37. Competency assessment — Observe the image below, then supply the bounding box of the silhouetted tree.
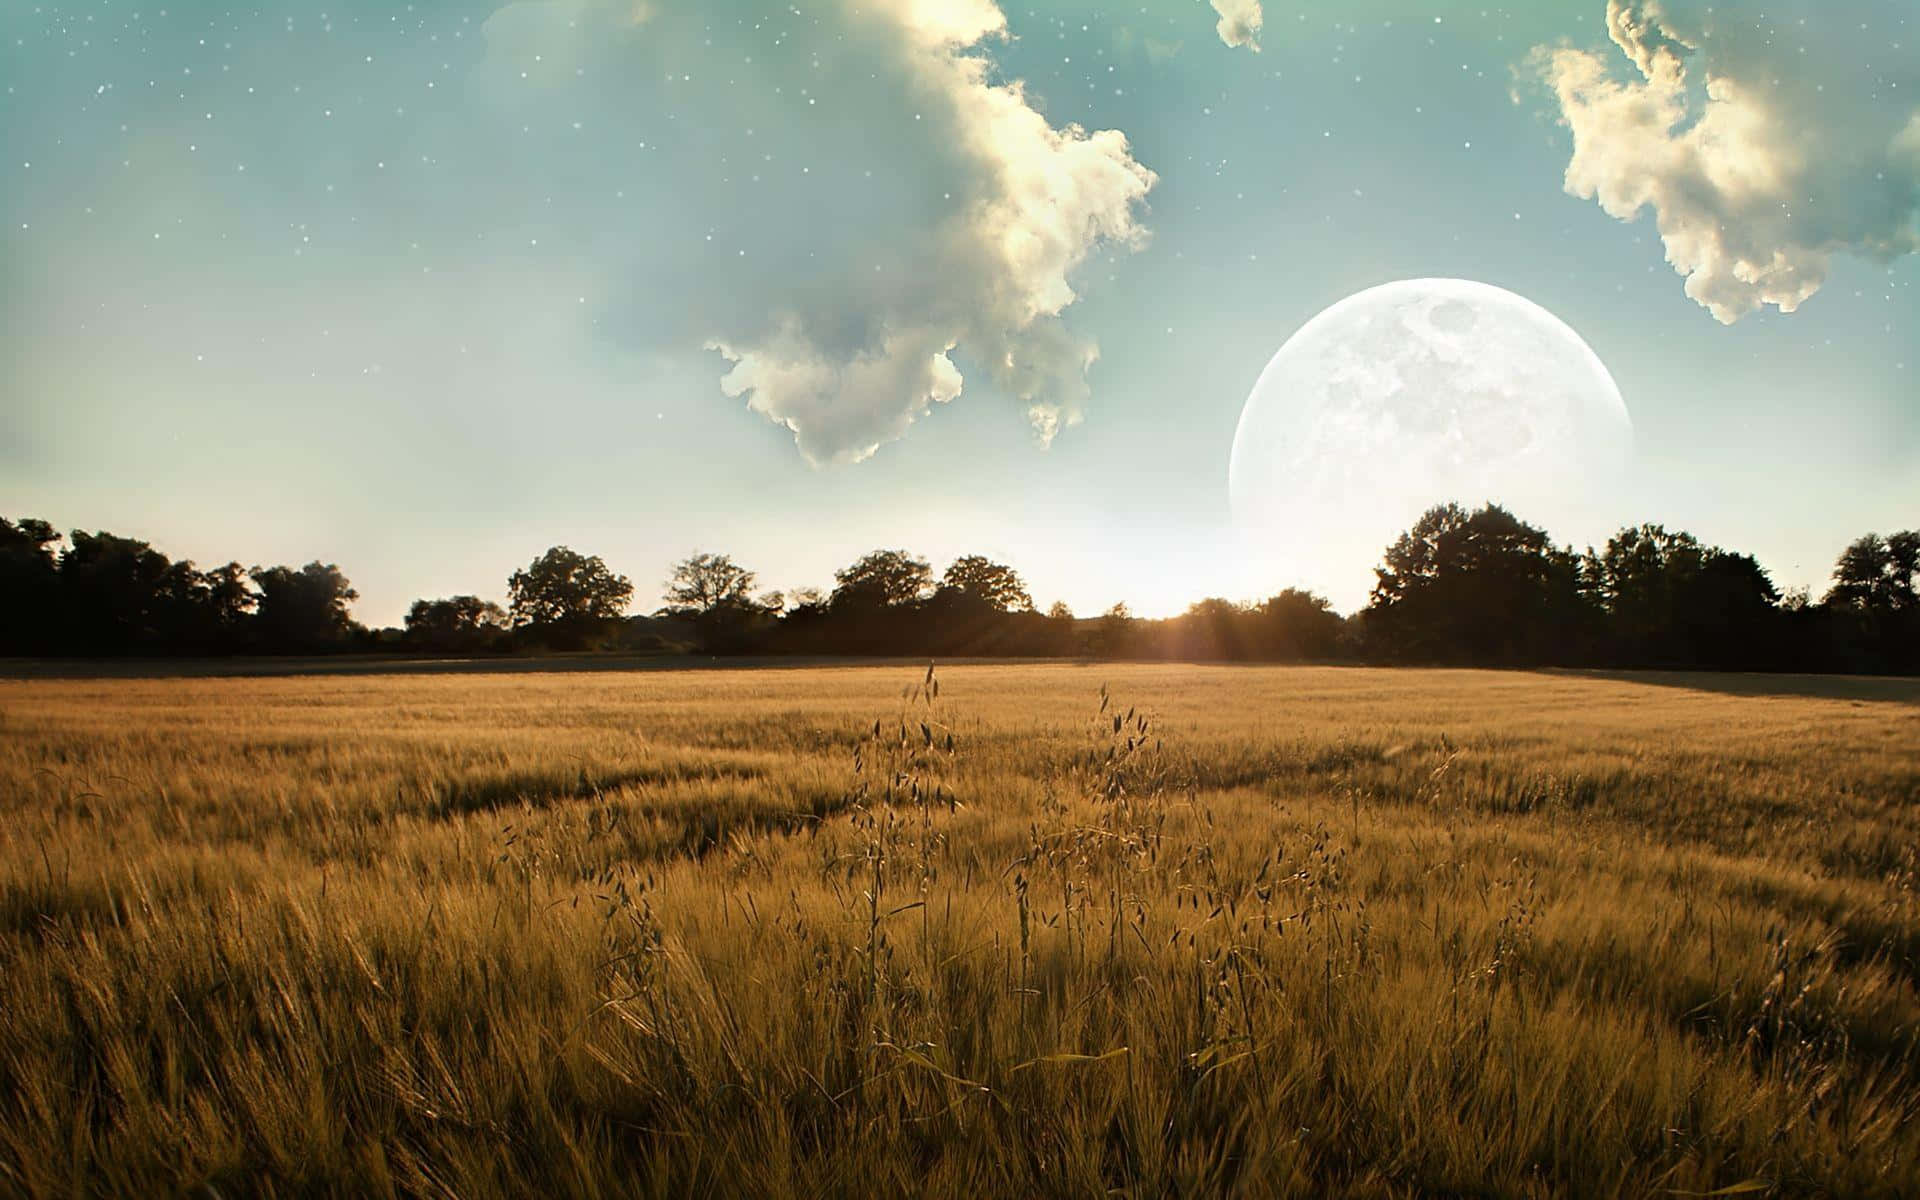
[766,586,833,654]
[1827,533,1919,612]
[201,563,258,633]
[1173,598,1247,660]
[1367,503,1590,665]
[508,547,633,650]
[6,507,1914,672]
[150,558,255,652]
[2,520,258,655]
[1094,602,1135,658]
[405,595,507,653]
[1585,525,1781,667]
[1822,530,1920,673]
[0,518,63,654]
[251,562,360,652]
[0,518,60,564]
[664,552,784,654]
[1589,524,1699,661]
[1254,589,1344,660]
[831,549,933,610]
[1683,550,1784,668]
[58,532,186,654]
[941,556,1033,613]
[816,550,927,653]
[921,586,1004,654]
[665,553,758,613]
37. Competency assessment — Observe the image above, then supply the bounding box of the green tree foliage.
[508,547,633,631]
[940,555,1034,613]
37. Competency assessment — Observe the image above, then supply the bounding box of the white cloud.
[709,322,965,465]
[481,0,1156,466]
[1534,0,1920,323]
[1210,0,1262,52]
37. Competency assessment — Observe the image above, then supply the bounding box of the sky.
[3,0,1916,624]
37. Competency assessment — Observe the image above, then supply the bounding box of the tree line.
[2,506,1914,673]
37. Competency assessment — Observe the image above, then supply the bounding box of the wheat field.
[1,664,1916,1197]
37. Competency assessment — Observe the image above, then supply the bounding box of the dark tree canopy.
[2,517,277,655]
[664,552,759,614]
[251,562,360,651]
[33,527,265,655]
[1177,598,1247,660]
[662,553,786,654]
[831,549,933,610]
[940,555,1034,613]
[1592,525,1706,625]
[1094,603,1134,657]
[57,532,174,653]
[1819,531,1920,673]
[201,562,258,630]
[508,547,633,632]
[1,509,1913,673]
[405,595,507,652]
[0,520,63,654]
[1,518,61,577]
[1827,532,1919,612]
[1368,503,1588,665]
[1256,588,1345,661]
[1587,524,1782,668]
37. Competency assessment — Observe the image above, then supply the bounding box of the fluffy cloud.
[1534,0,1920,323]
[481,0,1155,465]
[1210,0,1263,51]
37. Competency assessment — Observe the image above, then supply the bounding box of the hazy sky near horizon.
[3,0,1916,624]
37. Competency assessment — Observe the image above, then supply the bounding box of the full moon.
[1229,278,1632,602]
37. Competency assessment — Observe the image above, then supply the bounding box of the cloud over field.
[1533,0,1920,323]
[482,0,1156,465]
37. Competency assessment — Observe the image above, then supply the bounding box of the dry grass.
[1,664,1917,1197]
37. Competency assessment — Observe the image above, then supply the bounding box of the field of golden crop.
[2,663,1917,1197]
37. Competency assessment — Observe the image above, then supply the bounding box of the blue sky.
[3,0,1915,621]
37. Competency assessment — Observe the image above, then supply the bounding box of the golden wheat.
[1,664,1916,1197]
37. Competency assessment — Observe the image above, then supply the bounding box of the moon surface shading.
[1229,278,1633,591]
